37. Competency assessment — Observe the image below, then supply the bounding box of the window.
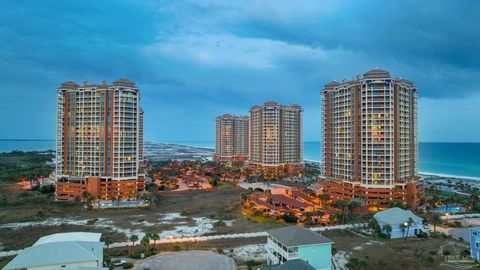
[312,246,316,251]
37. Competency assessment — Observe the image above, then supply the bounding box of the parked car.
[113,259,127,267]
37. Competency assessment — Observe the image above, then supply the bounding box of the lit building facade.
[320,69,421,211]
[214,114,249,160]
[249,101,303,178]
[55,79,145,202]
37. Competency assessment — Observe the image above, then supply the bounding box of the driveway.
[448,228,470,243]
[135,250,235,270]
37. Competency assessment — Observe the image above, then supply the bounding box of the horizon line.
[1,139,480,144]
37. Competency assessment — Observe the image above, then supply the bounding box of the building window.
[312,246,316,251]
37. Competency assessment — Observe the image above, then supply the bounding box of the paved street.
[135,250,235,270]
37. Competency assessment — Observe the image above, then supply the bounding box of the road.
[0,224,363,258]
[135,250,235,270]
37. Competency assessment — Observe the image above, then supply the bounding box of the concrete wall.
[29,260,99,270]
[298,243,332,270]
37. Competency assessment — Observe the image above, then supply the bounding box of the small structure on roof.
[3,232,106,270]
[374,207,429,239]
[266,226,333,270]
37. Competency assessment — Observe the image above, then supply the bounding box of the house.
[266,226,333,270]
[373,207,429,239]
[469,227,480,260]
[3,232,106,270]
[260,259,315,270]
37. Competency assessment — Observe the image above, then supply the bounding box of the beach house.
[469,227,480,260]
[266,226,333,270]
[374,207,429,239]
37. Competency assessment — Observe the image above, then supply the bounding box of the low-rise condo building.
[266,226,333,270]
[214,114,249,160]
[3,232,106,270]
[249,101,303,178]
[320,69,421,211]
[55,79,145,202]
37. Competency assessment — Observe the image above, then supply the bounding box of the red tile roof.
[268,194,311,209]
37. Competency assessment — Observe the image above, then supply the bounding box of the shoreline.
[1,141,479,180]
[420,172,480,181]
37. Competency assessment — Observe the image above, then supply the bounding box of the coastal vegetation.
[0,150,54,182]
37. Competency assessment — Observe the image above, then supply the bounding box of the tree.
[151,233,160,245]
[470,188,479,212]
[369,218,381,238]
[406,217,414,237]
[428,212,441,232]
[383,224,393,238]
[141,234,151,251]
[129,234,139,254]
[400,223,407,238]
[282,213,298,224]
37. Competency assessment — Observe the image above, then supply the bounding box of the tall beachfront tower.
[214,114,249,160]
[249,101,303,178]
[55,79,145,202]
[320,69,420,211]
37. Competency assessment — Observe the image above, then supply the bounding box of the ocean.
[1,140,479,179]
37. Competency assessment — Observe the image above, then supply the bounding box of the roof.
[34,232,101,246]
[363,68,390,78]
[55,267,108,270]
[373,207,423,225]
[268,194,311,208]
[3,241,104,270]
[260,259,316,270]
[268,226,333,247]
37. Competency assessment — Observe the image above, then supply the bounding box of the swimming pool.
[434,205,465,214]
[99,200,144,208]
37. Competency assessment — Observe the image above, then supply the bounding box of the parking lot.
[135,250,235,270]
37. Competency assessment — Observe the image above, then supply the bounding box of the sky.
[0,0,479,142]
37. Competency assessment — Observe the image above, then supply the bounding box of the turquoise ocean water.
[1,140,479,179]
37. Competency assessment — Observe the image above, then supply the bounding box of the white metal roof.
[3,241,104,270]
[34,232,102,246]
[374,207,423,225]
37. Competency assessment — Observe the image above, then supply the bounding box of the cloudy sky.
[1,0,479,142]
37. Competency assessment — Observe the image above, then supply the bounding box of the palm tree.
[104,239,112,250]
[129,234,139,254]
[400,223,407,238]
[429,213,441,232]
[141,234,151,252]
[151,233,160,247]
[406,217,414,237]
[383,224,393,238]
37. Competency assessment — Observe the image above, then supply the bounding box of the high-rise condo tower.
[214,114,249,160]
[249,101,303,178]
[55,79,145,202]
[320,69,420,211]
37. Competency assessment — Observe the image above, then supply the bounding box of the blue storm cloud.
[0,0,479,142]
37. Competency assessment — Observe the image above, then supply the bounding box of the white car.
[113,259,127,267]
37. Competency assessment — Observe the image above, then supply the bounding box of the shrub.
[87,218,98,225]
[214,220,226,227]
[282,213,298,224]
[426,256,434,263]
[123,263,134,269]
[40,185,55,194]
